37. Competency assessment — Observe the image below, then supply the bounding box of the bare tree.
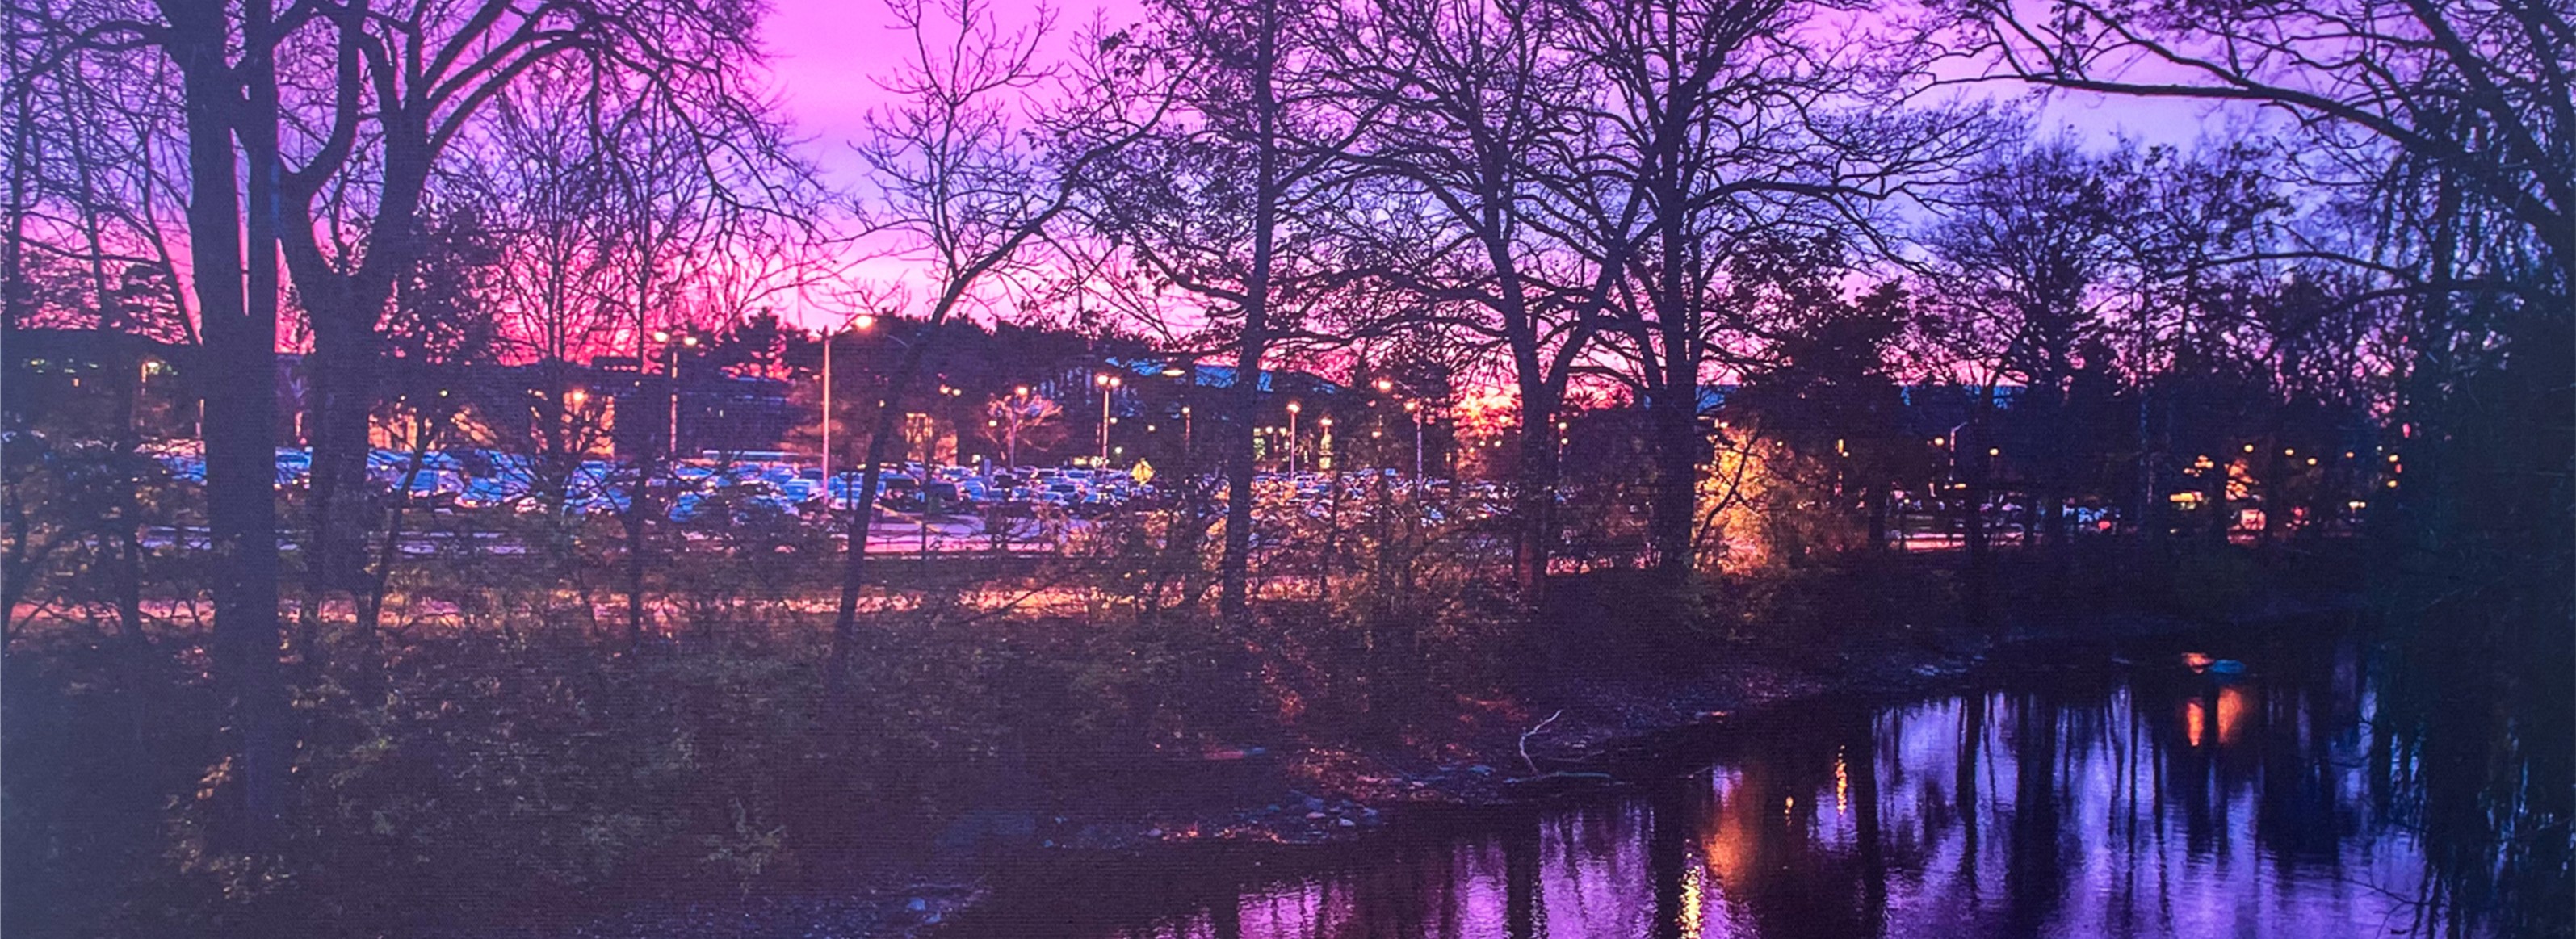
[1945,0,2574,614]
[1319,0,1633,600]
[1080,0,1368,624]
[33,0,307,848]
[823,0,1157,736]
[1924,137,2130,555]
[1565,0,1991,590]
[240,0,772,606]
[986,387,1063,466]
[1946,0,2570,301]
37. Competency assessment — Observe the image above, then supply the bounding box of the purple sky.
[762,0,1145,194]
[761,0,905,186]
[753,0,2242,336]
[760,0,2227,186]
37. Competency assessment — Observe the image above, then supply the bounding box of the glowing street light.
[1095,373,1123,462]
[1286,401,1303,472]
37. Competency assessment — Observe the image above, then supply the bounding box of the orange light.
[854,314,876,329]
[2217,686,2248,746]
[2185,700,2205,748]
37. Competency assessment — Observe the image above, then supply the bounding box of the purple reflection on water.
[956,646,2462,939]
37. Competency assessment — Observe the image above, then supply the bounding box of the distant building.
[5,328,216,439]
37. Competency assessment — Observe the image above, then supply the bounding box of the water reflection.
[953,643,2536,938]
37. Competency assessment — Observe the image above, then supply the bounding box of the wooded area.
[3,0,2566,934]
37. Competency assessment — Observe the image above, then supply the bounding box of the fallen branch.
[1520,709,1565,775]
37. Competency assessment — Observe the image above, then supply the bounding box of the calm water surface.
[951,641,2474,938]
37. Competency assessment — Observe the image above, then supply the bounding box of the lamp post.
[1009,385,1031,467]
[1286,400,1303,474]
[929,383,962,468]
[1093,373,1122,463]
[1161,361,1194,468]
[652,329,700,459]
[1405,401,1424,482]
[820,312,877,482]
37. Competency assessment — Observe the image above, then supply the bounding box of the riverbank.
[552,545,2370,939]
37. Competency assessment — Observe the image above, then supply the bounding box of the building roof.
[1107,358,1345,396]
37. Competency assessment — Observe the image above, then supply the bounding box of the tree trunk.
[1511,397,1559,601]
[623,471,652,646]
[290,119,431,596]
[1961,416,1995,636]
[1216,0,1282,627]
[1865,479,1889,551]
[826,322,946,732]
[174,0,289,846]
[1647,388,1700,590]
[305,309,375,590]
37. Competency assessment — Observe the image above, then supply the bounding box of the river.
[941,633,2540,938]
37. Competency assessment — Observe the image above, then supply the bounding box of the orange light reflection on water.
[2217,685,2248,746]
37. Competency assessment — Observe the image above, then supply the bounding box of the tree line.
[4,0,2566,887]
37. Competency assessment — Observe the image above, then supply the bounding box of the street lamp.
[1403,400,1424,483]
[1286,400,1303,473]
[1095,373,1122,463]
[1319,416,1334,471]
[820,312,878,481]
[650,329,699,459]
